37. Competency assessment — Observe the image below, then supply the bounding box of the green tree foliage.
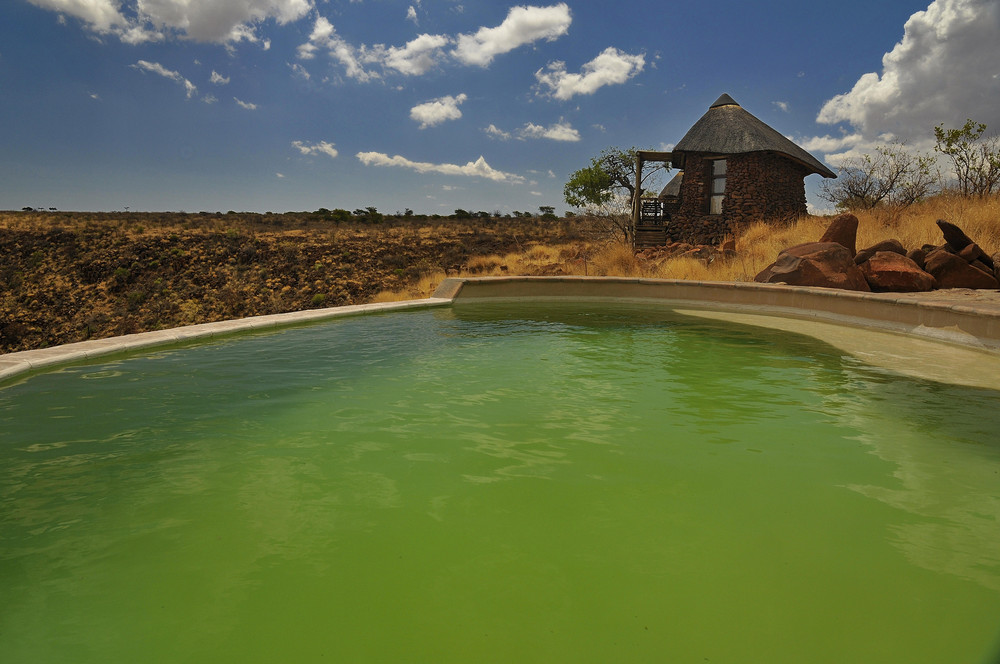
[933,119,1000,197]
[819,141,936,211]
[563,162,615,208]
[538,205,557,219]
[564,146,669,243]
[351,207,384,223]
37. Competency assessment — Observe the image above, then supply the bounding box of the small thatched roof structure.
[671,94,835,178]
[659,172,683,198]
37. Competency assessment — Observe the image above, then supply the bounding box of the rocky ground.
[0,211,590,353]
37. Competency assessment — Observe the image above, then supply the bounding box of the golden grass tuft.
[590,242,642,276]
[369,194,1000,301]
[369,270,449,303]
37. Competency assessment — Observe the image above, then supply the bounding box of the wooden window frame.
[708,157,726,215]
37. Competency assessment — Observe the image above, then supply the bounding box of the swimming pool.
[1,301,999,662]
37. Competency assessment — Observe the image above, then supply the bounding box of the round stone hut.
[635,94,835,247]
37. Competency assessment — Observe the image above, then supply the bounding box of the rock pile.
[754,214,1000,292]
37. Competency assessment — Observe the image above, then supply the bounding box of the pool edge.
[0,298,452,385]
[4,277,1000,386]
[434,277,1000,352]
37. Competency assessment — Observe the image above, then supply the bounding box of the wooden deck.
[632,151,674,249]
[634,199,669,248]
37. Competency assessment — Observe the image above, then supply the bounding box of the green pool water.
[1,302,999,663]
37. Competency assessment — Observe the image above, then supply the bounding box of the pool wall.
[436,277,1000,351]
[0,298,451,385]
[3,276,1000,386]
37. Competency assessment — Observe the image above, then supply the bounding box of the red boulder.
[859,251,935,292]
[818,213,860,256]
[924,249,1000,289]
[755,242,871,291]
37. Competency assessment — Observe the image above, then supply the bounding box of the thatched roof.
[659,172,682,198]
[672,94,835,178]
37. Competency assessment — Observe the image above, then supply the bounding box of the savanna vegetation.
[373,192,1000,299]
[0,209,591,353]
[3,121,999,354]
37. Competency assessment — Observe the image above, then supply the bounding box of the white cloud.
[452,3,571,66]
[815,0,1000,143]
[28,0,313,44]
[535,47,645,100]
[356,152,525,183]
[487,120,580,141]
[380,33,450,75]
[28,0,127,33]
[292,140,338,159]
[131,60,197,98]
[773,101,789,112]
[410,93,467,128]
[484,124,512,140]
[203,94,217,103]
[297,16,378,81]
[406,5,418,24]
[296,4,570,83]
[518,120,580,142]
[276,172,285,178]
[289,62,310,79]
[210,70,230,85]
[799,133,866,154]
[234,97,258,110]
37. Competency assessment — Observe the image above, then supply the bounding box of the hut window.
[709,159,726,215]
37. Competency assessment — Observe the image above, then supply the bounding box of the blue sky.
[1,0,998,215]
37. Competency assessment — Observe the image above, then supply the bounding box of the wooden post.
[632,152,644,248]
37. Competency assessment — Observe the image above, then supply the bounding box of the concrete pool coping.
[3,276,1000,387]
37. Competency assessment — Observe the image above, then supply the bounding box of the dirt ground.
[0,211,592,353]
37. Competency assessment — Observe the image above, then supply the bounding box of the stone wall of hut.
[666,152,810,245]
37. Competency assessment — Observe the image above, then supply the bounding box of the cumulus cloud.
[296,4,571,82]
[410,93,467,128]
[484,124,512,140]
[773,101,789,112]
[451,3,571,66]
[406,5,418,24]
[535,47,645,100]
[518,120,580,141]
[488,120,581,141]
[234,97,258,110]
[210,70,230,85]
[28,0,312,44]
[131,60,197,98]
[379,33,451,75]
[809,0,1000,158]
[299,17,449,79]
[356,152,525,183]
[292,140,339,159]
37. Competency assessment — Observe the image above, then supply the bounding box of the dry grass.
[373,193,1000,301]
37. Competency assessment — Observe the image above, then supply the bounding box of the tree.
[538,205,557,219]
[819,142,936,211]
[564,146,668,243]
[934,119,1000,197]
